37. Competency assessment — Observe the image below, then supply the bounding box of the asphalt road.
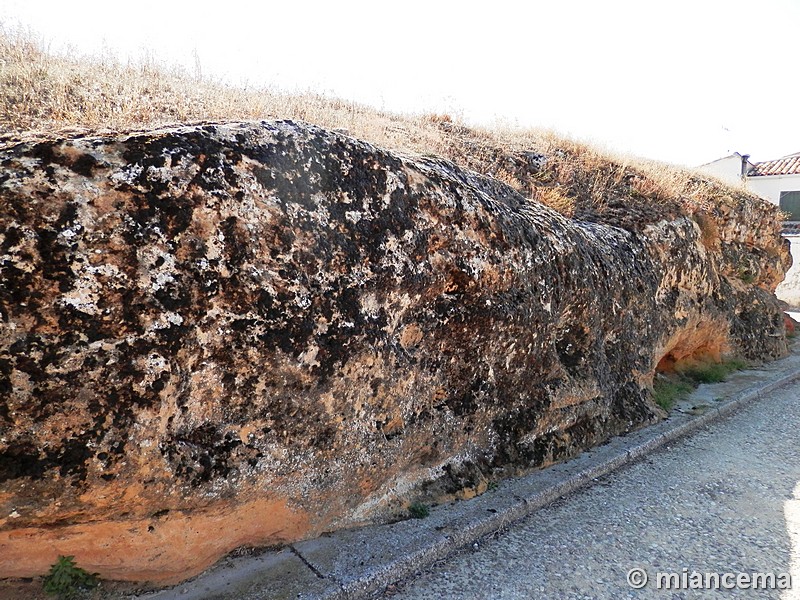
[387,381,800,599]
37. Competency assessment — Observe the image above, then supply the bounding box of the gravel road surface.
[387,382,800,599]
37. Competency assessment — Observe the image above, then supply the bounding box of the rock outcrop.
[777,235,800,308]
[0,121,790,582]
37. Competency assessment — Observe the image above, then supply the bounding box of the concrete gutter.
[139,344,800,600]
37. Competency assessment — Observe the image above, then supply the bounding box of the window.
[779,191,800,221]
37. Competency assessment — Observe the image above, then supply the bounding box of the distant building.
[747,154,800,222]
[696,152,752,186]
[698,152,800,221]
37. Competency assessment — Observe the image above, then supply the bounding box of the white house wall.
[746,173,800,205]
[698,155,744,186]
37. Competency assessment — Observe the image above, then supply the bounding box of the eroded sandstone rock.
[0,121,790,582]
[777,235,800,308]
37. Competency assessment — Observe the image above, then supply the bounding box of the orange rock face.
[0,497,308,583]
[0,122,790,582]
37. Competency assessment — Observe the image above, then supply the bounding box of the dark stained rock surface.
[0,121,791,582]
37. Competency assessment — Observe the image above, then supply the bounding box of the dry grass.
[0,27,448,154]
[0,27,763,221]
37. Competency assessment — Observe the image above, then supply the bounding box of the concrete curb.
[140,350,800,600]
[323,364,800,600]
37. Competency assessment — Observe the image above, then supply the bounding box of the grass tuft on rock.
[42,555,98,600]
[678,359,748,384]
[408,502,430,519]
[654,358,749,411]
[653,378,695,411]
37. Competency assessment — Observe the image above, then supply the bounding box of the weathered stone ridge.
[0,121,790,582]
[777,235,800,308]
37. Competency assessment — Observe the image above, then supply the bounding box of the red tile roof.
[750,152,800,176]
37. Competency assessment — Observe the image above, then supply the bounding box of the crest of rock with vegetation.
[0,119,790,583]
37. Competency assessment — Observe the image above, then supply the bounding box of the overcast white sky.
[2,0,799,166]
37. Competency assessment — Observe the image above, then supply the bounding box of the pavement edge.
[318,363,800,600]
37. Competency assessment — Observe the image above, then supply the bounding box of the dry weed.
[0,27,767,220]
